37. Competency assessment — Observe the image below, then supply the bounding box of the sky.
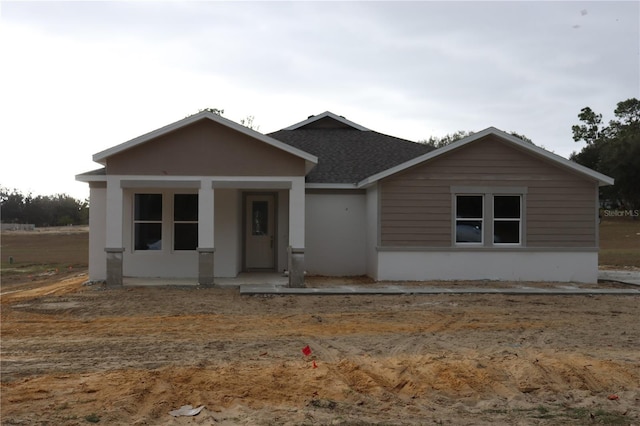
[0,1,638,201]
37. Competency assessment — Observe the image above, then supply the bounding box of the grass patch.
[599,218,640,267]
[0,230,88,277]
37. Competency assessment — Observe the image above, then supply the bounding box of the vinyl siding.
[380,135,598,248]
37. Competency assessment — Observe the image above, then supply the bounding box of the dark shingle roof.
[268,128,433,184]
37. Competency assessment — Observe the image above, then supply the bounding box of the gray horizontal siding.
[380,135,597,248]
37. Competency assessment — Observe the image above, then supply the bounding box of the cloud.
[0,1,637,199]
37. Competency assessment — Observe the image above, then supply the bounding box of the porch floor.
[123,272,287,287]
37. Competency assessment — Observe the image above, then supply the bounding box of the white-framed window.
[493,195,521,244]
[452,187,525,247]
[455,195,484,244]
[173,194,198,250]
[133,192,199,252]
[134,193,163,250]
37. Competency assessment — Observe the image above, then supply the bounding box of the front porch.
[97,177,308,288]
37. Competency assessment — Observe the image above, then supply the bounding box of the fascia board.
[75,173,107,183]
[93,111,318,166]
[357,127,614,187]
[305,183,359,189]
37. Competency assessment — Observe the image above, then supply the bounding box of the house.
[76,111,613,286]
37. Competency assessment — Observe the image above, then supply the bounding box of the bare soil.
[1,274,639,425]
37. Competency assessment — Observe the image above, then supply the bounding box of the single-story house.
[76,111,613,286]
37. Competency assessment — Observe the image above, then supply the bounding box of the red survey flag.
[302,345,312,356]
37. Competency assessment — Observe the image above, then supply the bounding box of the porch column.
[198,184,215,286]
[105,178,124,286]
[288,177,306,287]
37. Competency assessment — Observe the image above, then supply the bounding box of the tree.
[420,130,474,148]
[420,130,533,148]
[240,115,259,131]
[571,98,640,210]
[0,187,89,226]
[199,107,224,115]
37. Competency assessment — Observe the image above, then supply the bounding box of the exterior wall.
[377,250,598,283]
[107,120,305,177]
[380,136,599,249]
[88,185,107,281]
[366,185,379,279]
[305,191,367,276]
[121,188,198,278]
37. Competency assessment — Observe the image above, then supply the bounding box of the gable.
[387,135,596,185]
[360,127,614,187]
[283,111,370,131]
[294,115,360,130]
[106,119,306,176]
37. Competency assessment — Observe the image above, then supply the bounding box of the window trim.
[133,193,163,251]
[172,193,199,251]
[131,190,199,254]
[454,194,484,245]
[493,195,522,246]
[451,186,527,247]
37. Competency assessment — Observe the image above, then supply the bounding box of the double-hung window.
[453,189,524,246]
[455,195,484,244]
[493,195,521,244]
[134,194,163,250]
[173,194,198,250]
[133,192,199,251]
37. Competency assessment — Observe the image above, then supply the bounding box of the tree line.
[0,188,89,227]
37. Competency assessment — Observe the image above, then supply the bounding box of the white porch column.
[288,177,306,287]
[197,182,215,286]
[105,177,124,286]
[288,177,305,247]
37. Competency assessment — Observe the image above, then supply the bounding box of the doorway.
[244,193,276,270]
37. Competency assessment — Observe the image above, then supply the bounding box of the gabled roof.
[283,111,370,131]
[92,110,318,172]
[269,112,432,184]
[357,127,615,187]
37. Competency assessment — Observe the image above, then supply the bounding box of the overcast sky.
[1,1,638,200]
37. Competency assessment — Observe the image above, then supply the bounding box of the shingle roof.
[268,119,433,184]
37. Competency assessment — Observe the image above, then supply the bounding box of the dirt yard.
[1,223,639,425]
[1,272,639,425]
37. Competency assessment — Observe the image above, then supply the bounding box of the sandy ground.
[1,273,639,425]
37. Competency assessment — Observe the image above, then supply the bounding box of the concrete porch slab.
[123,272,287,287]
[598,270,640,286]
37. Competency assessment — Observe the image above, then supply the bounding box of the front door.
[245,194,276,270]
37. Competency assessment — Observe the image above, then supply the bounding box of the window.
[452,188,525,247]
[173,194,198,250]
[493,195,521,244]
[456,195,483,243]
[252,201,268,236]
[133,192,199,252]
[134,194,162,250]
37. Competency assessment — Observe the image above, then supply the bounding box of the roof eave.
[75,169,107,183]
